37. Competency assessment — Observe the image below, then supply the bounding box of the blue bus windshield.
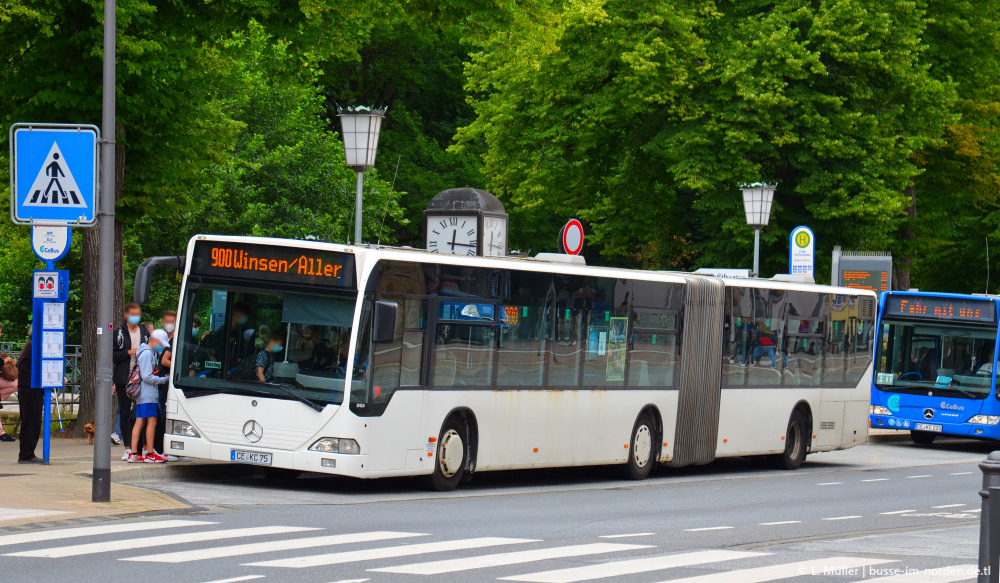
[875,318,997,399]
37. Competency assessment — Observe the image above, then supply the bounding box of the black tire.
[263,467,302,480]
[427,418,467,491]
[911,430,937,445]
[771,408,808,470]
[623,412,657,480]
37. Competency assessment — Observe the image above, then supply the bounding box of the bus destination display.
[192,241,355,289]
[884,295,996,324]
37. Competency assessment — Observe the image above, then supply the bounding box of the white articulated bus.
[139,235,876,490]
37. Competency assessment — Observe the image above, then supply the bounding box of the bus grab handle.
[134,256,186,304]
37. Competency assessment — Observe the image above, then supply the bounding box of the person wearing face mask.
[152,310,177,456]
[256,332,285,382]
[113,303,150,458]
[129,329,170,463]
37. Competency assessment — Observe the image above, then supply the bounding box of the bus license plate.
[914,423,943,433]
[231,450,272,466]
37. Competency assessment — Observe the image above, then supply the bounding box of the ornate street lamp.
[337,106,386,245]
[741,182,776,277]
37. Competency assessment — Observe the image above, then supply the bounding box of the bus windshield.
[174,283,360,407]
[875,319,997,399]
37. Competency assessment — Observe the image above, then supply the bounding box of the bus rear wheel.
[623,412,656,480]
[427,419,467,491]
[771,409,808,470]
[911,430,936,445]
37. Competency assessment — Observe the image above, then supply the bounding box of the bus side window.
[627,280,683,388]
[497,270,551,388]
[548,275,585,388]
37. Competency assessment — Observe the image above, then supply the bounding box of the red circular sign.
[561,219,584,255]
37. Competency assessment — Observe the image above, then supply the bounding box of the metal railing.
[0,342,82,424]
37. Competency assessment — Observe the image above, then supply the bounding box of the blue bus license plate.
[231,450,272,466]
[914,423,942,433]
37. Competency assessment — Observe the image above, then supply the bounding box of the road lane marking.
[907,475,932,479]
[0,519,215,547]
[598,533,656,539]
[498,550,767,583]
[326,580,369,583]
[822,516,862,521]
[6,526,317,558]
[854,563,977,582]
[970,509,982,513]
[121,531,427,563]
[932,504,966,509]
[759,521,802,526]
[244,537,535,569]
[951,472,973,476]
[817,482,843,486]
[863,479,890,482]
[198,577,264,583]
[648,557,896,583]
[880,510,917,515]
[370,543,651,575]
[683,527,734,532]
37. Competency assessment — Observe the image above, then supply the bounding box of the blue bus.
[870,291,1000,444]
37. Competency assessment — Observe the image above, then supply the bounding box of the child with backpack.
[128,329,170,463]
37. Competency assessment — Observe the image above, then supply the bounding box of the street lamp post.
[337,106,386,245]
[741,183,776,278]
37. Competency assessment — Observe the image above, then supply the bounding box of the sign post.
[558,219,585,256]
[31,270,68,463]
[789,226,815,278]
[11,125,95,469]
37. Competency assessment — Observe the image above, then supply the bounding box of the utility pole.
[93,0,116,503]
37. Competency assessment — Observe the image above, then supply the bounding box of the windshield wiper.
[264,382,325,412]
[944,382,981,400]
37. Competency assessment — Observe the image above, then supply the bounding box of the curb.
[108,461,262,484]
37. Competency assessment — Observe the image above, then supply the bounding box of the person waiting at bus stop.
[128,329,170,463]
[17,328,42,464]
[113,303,150,459]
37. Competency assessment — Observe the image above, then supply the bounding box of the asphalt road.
[0,437,993,583]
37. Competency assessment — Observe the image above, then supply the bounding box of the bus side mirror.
[373,301,398,344]
[133,256,186,304]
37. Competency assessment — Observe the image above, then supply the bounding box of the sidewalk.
[0,439,191,528]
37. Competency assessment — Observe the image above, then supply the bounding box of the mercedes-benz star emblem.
[923,408,935,420]
[242,420,263,443]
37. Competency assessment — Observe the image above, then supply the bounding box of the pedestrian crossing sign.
[10,123,99,226]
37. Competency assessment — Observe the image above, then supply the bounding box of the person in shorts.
[129,329,170,463]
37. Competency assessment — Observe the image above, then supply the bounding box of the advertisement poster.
[606,317,628,381]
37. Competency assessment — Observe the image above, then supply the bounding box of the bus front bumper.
[165,436,369,478]
[869,414,998,438]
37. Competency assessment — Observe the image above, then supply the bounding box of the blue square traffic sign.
[10,123,99,226]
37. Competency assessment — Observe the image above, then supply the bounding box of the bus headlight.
[167,420,200,437]
[871,406,892,416]
[309,438,361,455]
[968,415,1000,425]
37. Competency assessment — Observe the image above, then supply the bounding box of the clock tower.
[424,187,509,257]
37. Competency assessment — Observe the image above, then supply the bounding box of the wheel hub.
[634,425,652,468]
[439,429,464,478]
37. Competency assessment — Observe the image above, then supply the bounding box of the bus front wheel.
[427,418,467,491]
[911,430,936,445]
[623,412,656,480]
[771,409,808,470]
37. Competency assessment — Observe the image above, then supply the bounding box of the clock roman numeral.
[467,249,477,256]
[449,217,458,225]
[429,240,437,247]
[439,220,447,228]
[468,229,475,236]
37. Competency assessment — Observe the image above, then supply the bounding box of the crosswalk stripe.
[244,537,535,569]
[370,543,653,575]
[0,520,215,547]
[6,526,317,558]
[854,564,977,582]
[121,531,428,563]
[647,557,896,583]
[499,550,768,583]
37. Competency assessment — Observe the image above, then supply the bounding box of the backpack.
[125,364,142,400]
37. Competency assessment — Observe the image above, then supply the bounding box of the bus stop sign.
[10,123,100,226]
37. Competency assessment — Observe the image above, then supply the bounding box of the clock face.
[427,216,478,256]
[483,216,507,257]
